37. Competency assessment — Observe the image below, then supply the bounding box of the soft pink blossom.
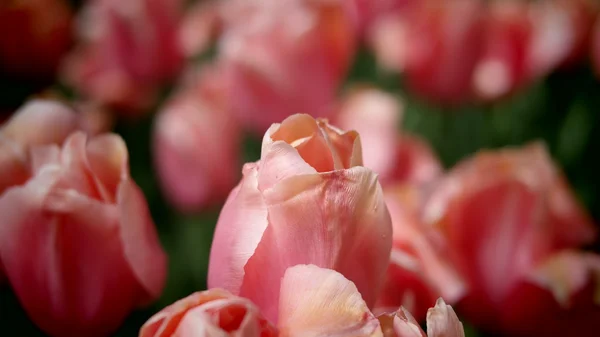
[218,0,356,132]
[0,132,167,337]
[153,64,241,212]
[62,0,183,112]
[208,114,392,323]
[423,143,600,336]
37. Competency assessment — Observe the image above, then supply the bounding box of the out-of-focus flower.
[370,0,484,104]
[334,88,442,185]
[0,99,81,195]
[473,1,532,101]
[143,265,465,337]
[218,0,356,132]
[345,0,416,37]
[178,0,222,58]
[62,0,184,113]
[0,132,167,337]
[422,143,600,336]
[208,114,392,322]
[0,0,72,80]
[153,64,240,212]
[376,184,465,322]
[527,0,598,79]
[590,12,600,79]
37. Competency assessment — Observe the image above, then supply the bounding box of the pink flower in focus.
[153,64,241,212]
[218,0,356,132]
[62,0,184,112]
[0,132,167,337]
[423,143,600,336]
[208,114,392,323]
[143,265,465,337]
[0,0,72,80]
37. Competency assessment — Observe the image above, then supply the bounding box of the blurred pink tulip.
[208,114,392,322]
[62,0,184,113]
[178,0,222,58]
[422,143,600,336]
[0,0,72,80]
[376,184,465,322]
[334,88,442,185]
[345,0,416,37]
[153,65,241,212]
[370,0,484,104]
[218,0,356,132]
[473,1,532,101]
[0,132,167,337]
[0,99,82,195]
[143,265,465,337]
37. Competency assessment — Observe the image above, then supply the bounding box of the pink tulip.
[472,1,532,101]
[0,99,81,195]
[0,132,167,337]
[591,15,600,79]
[178,0,223,58]
[376,184,465,322]
[62,0,184,112]
[153,64,241,212]
[143,265,466,337]
[334,88,442,186]
[369,0,484,104]
[422,143,600,336]
[345,0,416,37]
[208,114,392,322]
[218,0,356,132]
[0,0,72,80]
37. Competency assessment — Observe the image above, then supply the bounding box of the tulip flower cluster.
[1,0,600,336]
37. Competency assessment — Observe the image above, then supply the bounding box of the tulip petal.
[87,133,129,202]
[377,308,426,337]
[1,99,78,146]
[208,164,270,294]
[426,298,465,337]
[240,167,392,322]
[527,250,600,307]
[0,136,29,194]
[258,141,318,191]
[278,265,383,337]
[118,179,168,303]
[0,168,140,337]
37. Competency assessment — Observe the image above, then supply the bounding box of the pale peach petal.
[378,308,426,337]
[527,250,600,307]
[208,164,270,294]
[278,265,383,337]
[0,99,78,146]
[87,134,129,200]
[239,167,392,322]
[426,299,465,337]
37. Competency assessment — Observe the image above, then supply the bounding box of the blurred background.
[1,0,600,335]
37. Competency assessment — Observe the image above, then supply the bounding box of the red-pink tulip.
[144,265,465,337]
[0,0,72,80]
[345,0,416,37]
[472,1,532,101]
[334,88,442,186]
[376,184,465,322]
[370,0,484,104]
[62,0,184,112]
[153,65,240,212]
[218,0,356,132]
[591,15,600,79]
[423,143,600,336]
[208,114,392,322]
[0,132,167,337]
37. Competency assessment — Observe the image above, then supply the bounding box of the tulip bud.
[0,132,167,337]
[208,114,392,323]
